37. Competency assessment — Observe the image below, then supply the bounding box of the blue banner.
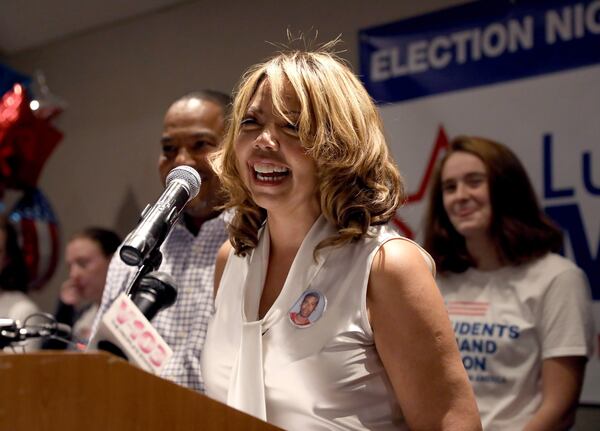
[359,0,600,103]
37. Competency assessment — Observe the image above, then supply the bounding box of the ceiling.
[0,0,188,56]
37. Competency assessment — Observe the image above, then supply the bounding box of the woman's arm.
[368,239,481,431]
[524,264,592,430]
[523,356,587,431]
[213,240,233,297]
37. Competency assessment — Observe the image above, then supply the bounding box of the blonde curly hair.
[212,45,404,256]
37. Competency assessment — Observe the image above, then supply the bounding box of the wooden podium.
[0,351,280,431]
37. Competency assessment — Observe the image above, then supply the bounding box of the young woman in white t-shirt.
[424,136,594,430]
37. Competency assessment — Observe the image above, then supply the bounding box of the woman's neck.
[465,234,503,271]
[266,208,320,255]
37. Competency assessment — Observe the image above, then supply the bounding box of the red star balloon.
[0,83,63,190]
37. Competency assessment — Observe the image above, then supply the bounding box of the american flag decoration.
[9,188,60,290]
[446,301,489,317]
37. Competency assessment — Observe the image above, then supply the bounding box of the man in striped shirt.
[90,90,231,392]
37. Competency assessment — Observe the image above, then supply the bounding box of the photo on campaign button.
[288,290,326,328]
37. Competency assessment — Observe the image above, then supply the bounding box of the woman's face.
[66,237,111,304]
[234,80,320,219]
[441,151,492,240]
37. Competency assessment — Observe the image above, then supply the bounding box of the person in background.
[0,216,41,350]
[423,136,594,431]
[201,44,481,430]
[44,227,121,349]
[90,90,231,393]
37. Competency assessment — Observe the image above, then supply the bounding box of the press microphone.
[87,271,177,374]
[120,166,201,267]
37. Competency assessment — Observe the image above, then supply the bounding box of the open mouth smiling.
[252,162,290,183]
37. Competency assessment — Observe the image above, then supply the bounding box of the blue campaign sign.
[359,0,600,103]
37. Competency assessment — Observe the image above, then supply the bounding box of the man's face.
[158,98,225,220]
[300,295,318,318]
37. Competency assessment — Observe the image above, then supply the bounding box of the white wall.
[6,0,468,310]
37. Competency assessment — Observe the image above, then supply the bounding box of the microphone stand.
[124,247,163,296]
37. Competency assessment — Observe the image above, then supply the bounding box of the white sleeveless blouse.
[202,216,427,430]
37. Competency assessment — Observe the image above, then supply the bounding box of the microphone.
[120,166,201,267]
[0,318,20,348]
[130,271,177,320]
[20,322,72,339]
[87,271,177,374]
[0,318,72,348]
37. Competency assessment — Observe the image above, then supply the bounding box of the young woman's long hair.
[423,136,563,273]
[213,45,404,256]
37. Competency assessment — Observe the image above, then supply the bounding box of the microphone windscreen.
[166,166,201,199]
